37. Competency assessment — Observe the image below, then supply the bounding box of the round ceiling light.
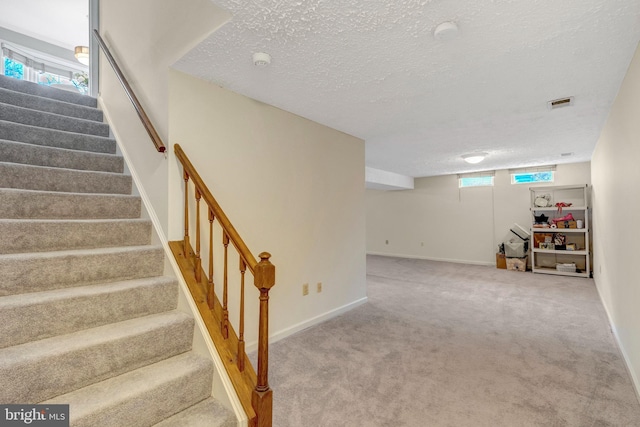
[434,21,459,41]
[462,153,487,164]
[253,52,271,67]
[74,46,89,66]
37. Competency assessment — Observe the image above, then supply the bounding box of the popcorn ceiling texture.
[175,0,640,177]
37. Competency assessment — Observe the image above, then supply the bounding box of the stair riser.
[0,246,165,296]
[154,398,237,427]
[43,353,214,427]
[0,189,142,220]
[0,139,124,173]
[0,120,115,154]
[71,364,212,427]
[0,162,132,194]
[0,220,152,254]
[0,75,96,107]
[0,87,103,122]
[0,103,110,137]
[0,278,178,349]
[0,313,194,404]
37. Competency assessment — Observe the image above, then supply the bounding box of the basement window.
[458,175,494,188]
[511,171,554,184]
[510,166,556,185]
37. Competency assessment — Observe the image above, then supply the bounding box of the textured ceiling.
[175,0,640,179]
[0,0,88,49]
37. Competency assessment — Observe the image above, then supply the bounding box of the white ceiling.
[174,0,640,179]
[0,0,88,50]
[2,1,638,180]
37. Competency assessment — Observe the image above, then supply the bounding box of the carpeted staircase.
[0,75,235,427]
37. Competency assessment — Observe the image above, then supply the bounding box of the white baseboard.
[246,296,368,353]
[594,281,640,404]
[366,251,495,267]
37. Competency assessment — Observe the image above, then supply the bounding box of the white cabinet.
[529,184,590,278]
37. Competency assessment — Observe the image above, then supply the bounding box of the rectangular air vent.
[548,97,574,110]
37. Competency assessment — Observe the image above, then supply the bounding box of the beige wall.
[99,0,230,235]
[168,70,367,348]
[591,42,640,394]
[366,163,591,265]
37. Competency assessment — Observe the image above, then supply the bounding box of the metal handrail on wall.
[92,29,165,153]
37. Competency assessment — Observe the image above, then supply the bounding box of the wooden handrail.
[174,143,257,271]
[93,29,166,153]
[173,143,274,427]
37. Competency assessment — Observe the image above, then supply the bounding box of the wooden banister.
[172,143,275,427]
[174,144,258,271]
[93,29,166,153]
[93,28,271,425]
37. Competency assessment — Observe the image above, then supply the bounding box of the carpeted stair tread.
[0,87,103,122]
[0,139,123,173]
[0,218,152,254]
[44,352,213,427]
[0,102,110,137]
[0,120,115,153]
[0,75,232,426]
[0,188,141,219]
[0,245,165,296]
[0,75,96,108]
[0,161,132,194]
[153,397,236,427]
[0,276,178,349]
[0,311,194,404]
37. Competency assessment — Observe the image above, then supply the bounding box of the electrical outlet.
[302,283,309,296]
[317,282,322,293]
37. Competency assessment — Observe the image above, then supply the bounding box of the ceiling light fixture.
[253,52,271,67]
[462,153,488,164]
[434,21,459,41]
[74,46,89,66]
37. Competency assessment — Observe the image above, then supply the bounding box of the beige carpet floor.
[265,255,640,426]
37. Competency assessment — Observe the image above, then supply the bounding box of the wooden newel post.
[252,252,275,427]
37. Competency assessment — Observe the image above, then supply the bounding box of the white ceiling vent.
[548,97,574,110]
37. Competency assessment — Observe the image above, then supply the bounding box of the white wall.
[168,70,367,348]
[366,163,591,265]
[99,0,230,235]
[591,41,640,395]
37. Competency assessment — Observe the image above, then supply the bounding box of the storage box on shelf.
[529,184,591,278]
[506,256,528,272]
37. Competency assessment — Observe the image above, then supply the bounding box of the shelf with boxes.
[530,184,591,278]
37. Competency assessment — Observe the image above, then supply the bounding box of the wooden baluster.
[183,170,190,256]
[252,252,275,427]
[221,232,230,339]
[194,188,202,281]
[207,209,215,309]
[237,259,247,372]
